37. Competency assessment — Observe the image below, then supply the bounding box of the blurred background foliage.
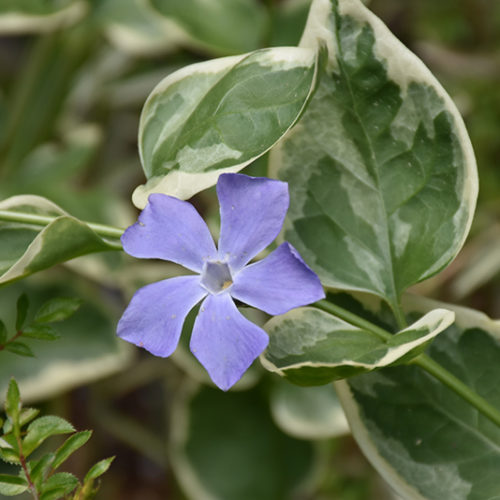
[0,0,498,498]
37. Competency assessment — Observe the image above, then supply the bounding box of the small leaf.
[0,320,7,345]
[40,472,78,500]
[84,456,114,482]
[19,408,40,427]
[22,325,60,341]
[34,297,82,324]
[5,342,34,357]
[5,379,21,422]
[23,416,74,457]
[0,447,19,464]
[15,294,29,330]
[52,431,92,470]
[29,453,55,488]
[0,474,28,496]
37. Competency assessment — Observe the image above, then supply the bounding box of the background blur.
[0,1,499,498]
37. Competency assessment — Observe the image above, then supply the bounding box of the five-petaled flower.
[117,174,324,390]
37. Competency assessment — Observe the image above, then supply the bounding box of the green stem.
[313,299,500,428]
[0,210,124,241]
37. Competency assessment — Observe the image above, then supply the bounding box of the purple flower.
[117,174,324,390]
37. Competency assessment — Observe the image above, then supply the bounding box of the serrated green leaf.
[0,319,7,345]
[133,46,318,207]
[84,456,114,482]
[5,379,21,422]
[271,0,478,313]
[5,342,34,358]
[336,294,500,500]
[23,416,74,457]
[0,447,19,464]
[40,472,78,500]
[34,297,82,324]
[0,474,28,496]
[0,195,121,287]
[262,307,454,385]
[15,293,29,330]
[19,407,40,427]
[151,0,268,55]
[22,324,60,340]
[52,431,91,470]
[0,0,86,35]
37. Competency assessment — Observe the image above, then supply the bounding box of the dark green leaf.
[5,342,34,358]
[19,407,40,427]
[29,453,55,488]
[83,456,114,482]
[52,431,92,470]
[34,297,82,324]
[23,416,74,457]
[15,294,29,330]
[40,472,78,500]
[0,319,7,345]
[22,325,60,341]
[0,474,28,496]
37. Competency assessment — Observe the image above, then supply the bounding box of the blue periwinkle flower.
[117,174,324,390]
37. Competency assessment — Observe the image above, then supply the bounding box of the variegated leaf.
[0,195,121,287]
[134,47,318,207]
[0,0,86,34]
[336,296,500,500]
[270,0,478,313]
[261,307,454,386]
[270,380,349,439]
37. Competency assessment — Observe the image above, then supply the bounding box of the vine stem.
[314,300,500,428]
[0,210,124,241]
[15,435,39,500]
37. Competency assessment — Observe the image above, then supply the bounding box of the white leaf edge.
[132,46,318,208]
[335,295,500,500]
[0,2,87,35]
[271,0,478,281]
[261,307,454,375]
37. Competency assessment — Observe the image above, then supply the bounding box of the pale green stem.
[0,210,124,242]
[314,300,500,428]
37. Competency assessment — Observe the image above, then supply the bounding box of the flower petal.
[190,293,269,391]
[231,242,325,315]
[122,193,217,272]
[217,173,289,271]
[117,276,207,357]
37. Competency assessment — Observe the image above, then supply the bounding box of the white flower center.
[200,261,233,295]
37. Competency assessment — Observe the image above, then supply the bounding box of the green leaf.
[34,297,82,324]
[262,307,454,386]
[96,0,179,56]
[336,296,500,500]
[19,407,40,427]
[0,474,28,496]
[0,447,19,464]
[15,294,29,330]
[22,325,60,341]
[5,379,21,422]
[29,453,55,488]
[0,0,86,35]
[0,283,131,404]
[0,195,120,287]
[271,0,478,313]
[53,431,92,470]
[22,416,74,457]
[83,456,114,482]
[0,319,7,345]
[270,380,349,439]
[40,472,78,500]
[150,0,268,55]
[134,46,319,207]
[170,385,313,500]
[5,342,34,358]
